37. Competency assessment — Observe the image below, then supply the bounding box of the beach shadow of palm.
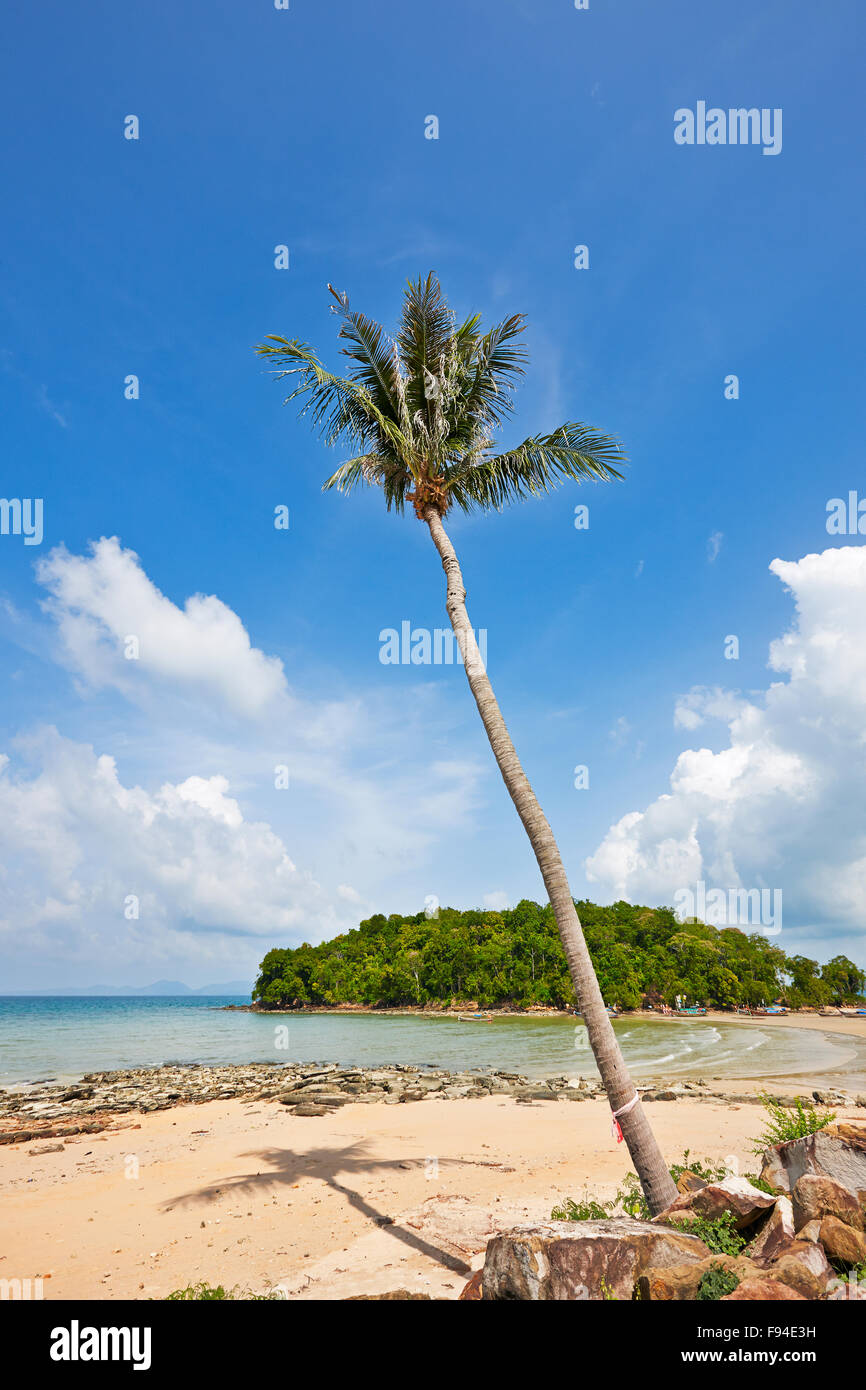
[164,1140,472,1275]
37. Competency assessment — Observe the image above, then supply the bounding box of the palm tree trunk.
[424,506,677,1216]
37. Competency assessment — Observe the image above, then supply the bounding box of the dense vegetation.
[253,900,865,1011]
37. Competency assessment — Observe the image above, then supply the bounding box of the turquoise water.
[1,996,864,1089]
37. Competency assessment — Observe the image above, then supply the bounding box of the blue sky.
[1,0,864,988]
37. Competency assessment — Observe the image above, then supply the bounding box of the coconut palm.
[254,275,677,1215]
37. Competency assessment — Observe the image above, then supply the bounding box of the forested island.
[253,900,865,1011]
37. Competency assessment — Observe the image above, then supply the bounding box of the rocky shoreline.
[2,1060,864,1147]
[472,1121,866,1301]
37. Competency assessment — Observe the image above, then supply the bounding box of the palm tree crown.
[254,274,626,517]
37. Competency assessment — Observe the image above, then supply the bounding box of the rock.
[722,1277,805,1301]
[748,1196,795,1262]
[513,1087,557,1102]
[759,1125,866,1201]
[768,1240,834,1299]
[819,1215,866,1266]
[458,1270,484,1301]
[798,1219,822,1242]
[827,1122,866,1146]
[638,1255,760,1301]
[291,1103,329,1117]
[655,1177,776,1231]
[28,1143,65,1155]
[676,1170,708,1196]
[482,1218,710,1301]
[791,1174,863,1232]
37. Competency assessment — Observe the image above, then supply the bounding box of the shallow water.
[2,996,864,1089]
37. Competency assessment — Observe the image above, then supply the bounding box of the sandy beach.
[2,1051,863,1302]
[2,1012,863,1301]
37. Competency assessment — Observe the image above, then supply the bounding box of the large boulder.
[638,1254,761,1302]
[654,1176,776,1231]
[767,1240,834,1299]
[818,1215,866,1266]
[749,1196,795,1262]
[481,1219,709,1301]
[760,1124,866,1200]
[723,1278,805,1301]
[791,1174,863,1232]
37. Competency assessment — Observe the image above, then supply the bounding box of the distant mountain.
[3,980,254,997]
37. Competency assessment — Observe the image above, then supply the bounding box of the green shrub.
[750,1095,835,1154]
[166,1282,283,1301]
[669,1149,730,1185]
[697,1263,740,1300]
[550,1195,614,1221]
[551,1151,736,1225]
[743,1171,776,1194]
[667,1210,745,1256]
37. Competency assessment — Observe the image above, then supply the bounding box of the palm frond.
[254,336,409,458]
[327,285,401,421]
[447,423,627,512]
[322,454,388,494]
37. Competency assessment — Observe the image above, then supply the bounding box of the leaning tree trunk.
[425,506,677,1216]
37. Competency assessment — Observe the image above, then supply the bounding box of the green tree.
[821,955,866,1004]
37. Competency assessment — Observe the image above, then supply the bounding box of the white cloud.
[36,537,287,718]
[482,890,509,911]
[1,538,493,982]
[0,727,339,971]
[586,545,866,950]
[707,530,723,563]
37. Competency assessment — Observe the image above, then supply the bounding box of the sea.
[1,995,865,1091]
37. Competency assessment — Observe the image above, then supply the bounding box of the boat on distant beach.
[457,1012,492,1022]
[675,1006,707,1016]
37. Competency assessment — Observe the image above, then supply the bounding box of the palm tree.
[254,275,677,1215]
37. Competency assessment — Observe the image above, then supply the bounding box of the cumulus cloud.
[36,537,287,717]
[585,546,866,949]
[0,727,340,970]
[0,538,493,982]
